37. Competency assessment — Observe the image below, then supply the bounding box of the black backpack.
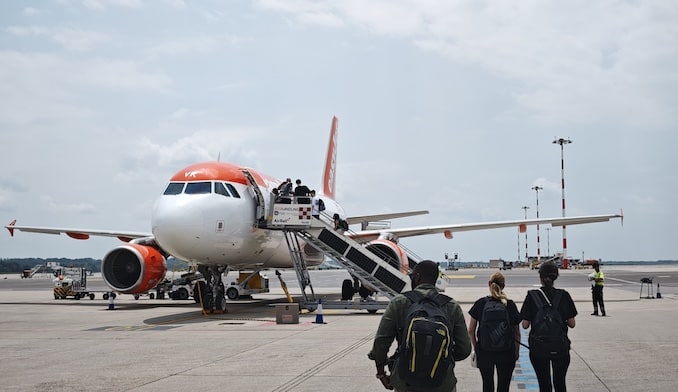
[477,298,514,352]
[318,199,325,211]
[396,291,453,388]
[528,289,571,358]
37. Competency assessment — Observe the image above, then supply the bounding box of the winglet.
[322,116,338,200]
[6,219,16,237]
[620,209,624,227]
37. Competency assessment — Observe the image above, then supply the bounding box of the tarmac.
[1,266,677,392]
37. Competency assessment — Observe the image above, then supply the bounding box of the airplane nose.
[152,196,204,259]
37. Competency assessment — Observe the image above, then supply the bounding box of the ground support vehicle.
[225,271,269,300]
[151,271,204,301]
[52,267,96,300]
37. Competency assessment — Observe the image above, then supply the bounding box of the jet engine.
[101,244,167,294]
[364,239,409,274]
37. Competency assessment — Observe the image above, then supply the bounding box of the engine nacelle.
[365,239,409,275]
[102,244,167,294]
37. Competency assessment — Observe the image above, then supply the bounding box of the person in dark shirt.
[520,262,577,392]
[277,178,293,204]
[468,272,521,392]
[333,213,348,233]
[369,260,471,392]
[293,179,311,204]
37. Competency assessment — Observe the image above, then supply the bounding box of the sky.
[1,1,676,263]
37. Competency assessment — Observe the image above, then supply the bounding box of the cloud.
[113,127,265,183]
[7,25,110,51]
[147,34,252,58]
[0,51,172,126]
[257,1,678,129]
[81,0,144,10]
[39,195,97,215]
[23,7,47,16]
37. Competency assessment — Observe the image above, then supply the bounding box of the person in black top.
[277,178,293,204]
[468,272,521,392]
[520,262,577,392]
[293,179,311,204]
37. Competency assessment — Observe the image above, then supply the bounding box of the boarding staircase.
[241,170,412,311]
[277,216,412,311]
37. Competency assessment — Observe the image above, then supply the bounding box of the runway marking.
[443,274,476,279]
[272,333,374,392]
[88,325,179,331]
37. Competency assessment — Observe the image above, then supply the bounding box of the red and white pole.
[553,138,572,261]
[532,186,543,263]
[522,206,530,264]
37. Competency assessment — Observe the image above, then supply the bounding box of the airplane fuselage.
[151,161,325,269]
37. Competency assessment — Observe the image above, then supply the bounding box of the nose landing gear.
[196,266,228,313]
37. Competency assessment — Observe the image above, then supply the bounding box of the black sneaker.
[591,312,599,316]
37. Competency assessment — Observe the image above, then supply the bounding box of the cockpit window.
[225,183,241,198]
[185,182,212,194]
[215,182,231,197]
[163,182,185,195]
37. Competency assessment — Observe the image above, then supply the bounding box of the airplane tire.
[103,293,109,300]
[341,279,355,300]
[89,293,95,300]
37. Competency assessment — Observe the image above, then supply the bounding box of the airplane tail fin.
[322,116,338,199]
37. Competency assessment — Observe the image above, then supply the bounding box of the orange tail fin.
[322,116,338,199]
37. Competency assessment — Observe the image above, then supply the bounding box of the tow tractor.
[52,267,96,300]
[226,271,269,300]
[151,271,203,301]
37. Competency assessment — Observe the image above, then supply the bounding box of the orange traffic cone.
[313,298,325,324]
[657,283,662,299]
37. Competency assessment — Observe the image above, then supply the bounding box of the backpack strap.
[529,289,547,308]
[404,290,451,306]
[431,292,452,307]
[403,290,424,304]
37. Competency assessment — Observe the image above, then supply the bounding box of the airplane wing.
[346,210,429,226]
[4,220,150,242]
[350,213,623,241]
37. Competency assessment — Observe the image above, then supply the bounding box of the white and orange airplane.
[5,116,622,310]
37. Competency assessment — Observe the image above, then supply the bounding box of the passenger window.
[215,182,231,197]
[225,183,240,198]
[163,182,185,195]
[185,182,212,194]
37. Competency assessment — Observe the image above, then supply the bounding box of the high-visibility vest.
[594,271,604,286]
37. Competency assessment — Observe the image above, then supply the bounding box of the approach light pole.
[521,205,530,265]
[553,137,572,261]
[532,186,543,262]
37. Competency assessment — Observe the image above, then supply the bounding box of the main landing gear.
[195,265,227,313]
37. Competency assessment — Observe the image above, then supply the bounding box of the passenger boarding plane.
[5,117,622,311]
